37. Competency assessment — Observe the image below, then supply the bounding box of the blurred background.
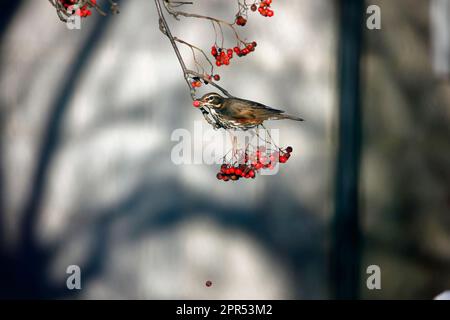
[0,0,449,299]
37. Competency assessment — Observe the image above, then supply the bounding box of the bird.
[198,92,304,130]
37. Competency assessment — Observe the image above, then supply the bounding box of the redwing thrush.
[198,92,304,130]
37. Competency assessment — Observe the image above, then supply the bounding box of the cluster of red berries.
[234,41,257,57]
[211,45,235,67]
[251,0,274,17]
[59,0,96,17]
[216,146,293,182]
[211,42,257,67]
[217,164,256,182]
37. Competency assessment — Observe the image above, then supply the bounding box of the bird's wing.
[224,98,285,119]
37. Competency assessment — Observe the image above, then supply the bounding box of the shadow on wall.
[0,2,118,298]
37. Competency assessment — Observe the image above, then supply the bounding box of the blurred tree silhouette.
[331,0,363,300]
[360,0,450,299]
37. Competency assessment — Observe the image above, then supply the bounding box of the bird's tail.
[272,114,304,121]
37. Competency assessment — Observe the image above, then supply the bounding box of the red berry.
[279,156,287,163]
[217,173,223,180]
[251,4,257,11]
[191,81,202,88]
[213,74,220,81]
[236,16,247,26]
[193,100,201,108]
